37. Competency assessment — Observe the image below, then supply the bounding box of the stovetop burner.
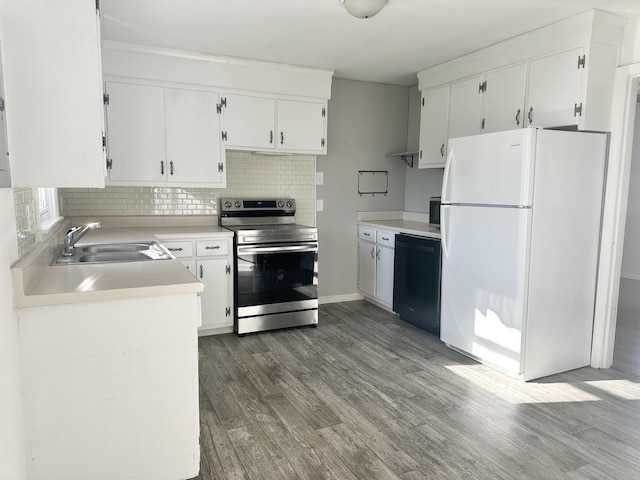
[219,198,317,245]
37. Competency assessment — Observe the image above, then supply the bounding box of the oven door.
[236,242,318,318]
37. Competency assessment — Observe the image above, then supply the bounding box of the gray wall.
[317,79,408,297]
[404,85,444,213]
[621,102,640,285]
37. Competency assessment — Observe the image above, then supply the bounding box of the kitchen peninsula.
[11,220,232,480]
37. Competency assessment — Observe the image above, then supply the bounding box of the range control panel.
[219,198,296,216]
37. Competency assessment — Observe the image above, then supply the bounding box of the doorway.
[614,87,640,376]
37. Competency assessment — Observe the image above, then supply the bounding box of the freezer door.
[440,205,531,377]
[442,128,536,207]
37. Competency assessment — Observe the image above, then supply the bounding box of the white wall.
[317,79,408,298]
[620,14,640,66]
[403,85,445,213]
[0,188,26,480]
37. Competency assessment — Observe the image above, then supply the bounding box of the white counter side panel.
[19,294,201,480]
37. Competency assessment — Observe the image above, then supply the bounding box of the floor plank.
[193,300,640,479]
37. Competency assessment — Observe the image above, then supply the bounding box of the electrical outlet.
[316,199,324,212]
[316,172,324,185]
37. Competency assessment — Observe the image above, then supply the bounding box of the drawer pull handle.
[199,265,204,279]
[205,245,221,250]
[168,247,183,252]
[381,237,389,241]
[363,232,370,236]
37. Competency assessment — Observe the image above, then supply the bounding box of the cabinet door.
[376,245,395,307]
[277,99,326,153]
[197,258,232,329]
[222,93,275,150]
[2,0,105,187]
[358,240,376,298]
[418,85,449,168]
[448,76,482,140]
[482,64,527,134]
[105,82,166,183]
[165,88,222,185]
[527,48,584,128]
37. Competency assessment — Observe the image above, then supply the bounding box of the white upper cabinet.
[277,99,326,153]
[221,94,327,154]
[221,93,275,150]
[165,88,223,185]
[106,82,166,183]
[448,76,483,140]
[482,64,527,134]
[1,0,105,187]
[419,85,449,168]
[105,82,225,187]
[526,48,584,128]
[417,11,625,141]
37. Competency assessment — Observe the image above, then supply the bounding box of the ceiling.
[100,0,640,86]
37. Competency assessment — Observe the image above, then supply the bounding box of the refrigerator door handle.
[441,205,449,259]
[441,146,454,203]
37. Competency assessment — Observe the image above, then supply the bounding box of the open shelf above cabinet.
[386,151,418,167]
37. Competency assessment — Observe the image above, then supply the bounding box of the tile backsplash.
[60,151,317,227]
[13,187,37,257]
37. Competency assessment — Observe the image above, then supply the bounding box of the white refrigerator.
[440,127,608,381]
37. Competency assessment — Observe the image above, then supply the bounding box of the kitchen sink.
[51,241,173,265]
[80,243,155,254]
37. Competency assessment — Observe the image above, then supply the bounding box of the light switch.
[316,199,324,211]
[316,172,324,185]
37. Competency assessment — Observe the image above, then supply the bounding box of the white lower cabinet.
[161,236,233,333]
[357,227,395,310]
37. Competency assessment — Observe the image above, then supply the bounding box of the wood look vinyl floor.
[193,301,640,480]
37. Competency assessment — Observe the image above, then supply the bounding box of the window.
[36,187,61,232]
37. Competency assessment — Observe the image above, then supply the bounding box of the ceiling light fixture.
[342,0,388,19]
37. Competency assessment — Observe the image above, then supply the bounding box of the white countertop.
[13,225,232,308]
[358,219,441,239]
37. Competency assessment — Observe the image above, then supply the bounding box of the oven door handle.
[237,244,318,255]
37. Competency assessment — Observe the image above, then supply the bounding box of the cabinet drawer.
[162,241,193,258]
[358,227,375,242]
[376,230,395,248]
[196,239,228,257]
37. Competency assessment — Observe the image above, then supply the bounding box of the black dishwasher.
[393,234,441,337]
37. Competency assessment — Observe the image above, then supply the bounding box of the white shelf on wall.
[386,151,418,168]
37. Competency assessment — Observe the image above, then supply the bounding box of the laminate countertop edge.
[358,219,442,239]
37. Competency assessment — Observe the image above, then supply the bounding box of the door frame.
[592,63,640,368]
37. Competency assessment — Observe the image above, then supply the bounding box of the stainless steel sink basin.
[80,243,155,254]
[51,241,173,265]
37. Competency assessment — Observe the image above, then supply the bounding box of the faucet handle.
[66,226,82,236]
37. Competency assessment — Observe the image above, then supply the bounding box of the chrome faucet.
[61,222,101,257]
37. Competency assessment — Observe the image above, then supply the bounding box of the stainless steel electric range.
[219,198,318,335]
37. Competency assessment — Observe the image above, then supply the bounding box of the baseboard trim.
[319,293,363,304]
[620,273,640,281]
